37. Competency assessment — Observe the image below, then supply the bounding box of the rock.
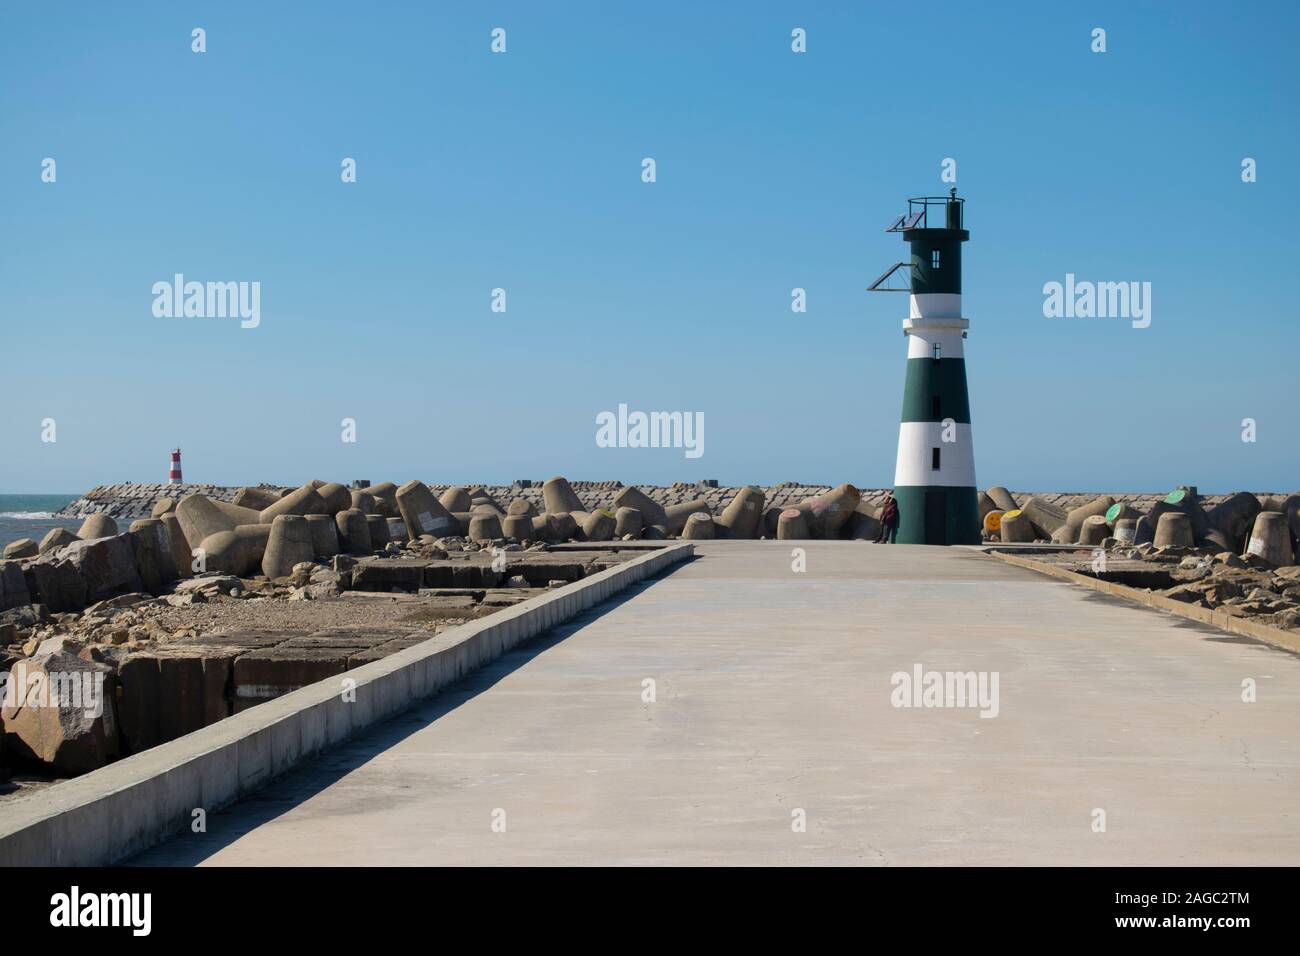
[2,538,38,559]
[76,514,118,539]
[38,528,78,555]
[160,514,193,579]
[61,534,143,602]
[128,518,177,595]
[21,559,85,613]
[1,560,32,611]
[1,651,119,774]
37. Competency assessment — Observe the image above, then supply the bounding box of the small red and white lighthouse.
[168,448,183,485]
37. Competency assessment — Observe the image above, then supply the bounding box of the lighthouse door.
[924,491,946,545]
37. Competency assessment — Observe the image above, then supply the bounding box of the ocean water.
[0,494,83,551]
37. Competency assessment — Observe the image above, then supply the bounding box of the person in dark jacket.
[877,492,899,544]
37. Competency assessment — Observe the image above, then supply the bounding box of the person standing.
[877,492,899,544]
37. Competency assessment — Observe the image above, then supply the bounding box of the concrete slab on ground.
[131,541,1300,866]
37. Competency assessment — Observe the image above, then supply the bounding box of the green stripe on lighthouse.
[900,357,972,423]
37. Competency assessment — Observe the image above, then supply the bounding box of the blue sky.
[1,1,1296,494]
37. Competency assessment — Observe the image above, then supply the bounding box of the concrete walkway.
[133,542,1300,866]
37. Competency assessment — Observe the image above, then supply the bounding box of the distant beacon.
[868,188,980,544]
[169,448,183,485]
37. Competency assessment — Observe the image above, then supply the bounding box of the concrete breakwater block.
[468,512,503,543]
[335,509,372,556]
[665,499,710,535]
[263,515,315,579]
[439,486,472,512]
[987,487,1018,512]
[1065,496,1114,540]
[543,476,587,521]
[719,486,766,539]
[682,512,716,539]
[128,518,178,594]
[1246,512,1294,566]
[261,484,328,523]
[1020,496,1067,537]
[175,495,261,552]
[305,513,340,559]
[999,509,1036,543]
[1153,512,1194,548]
[807,484,859,538]
[76,514,119,540]
[366,514,390,548]
[777,507,810,540]
[367,481,399,517]
[396,480,456,540]
[1078,514,1110,546]
[315,482,352,515]
[1207,492,1262,553]
[582,509,617,541]
[116,647,237,753]
[197,524,272,577]
[502,514,533,540]
[160,514,192,579]
[21,559,86,613]
[612,486,669,529]
[232,486,282,511]
[150,498,177,518]
[614,507,642,538]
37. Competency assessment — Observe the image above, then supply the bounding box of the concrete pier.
[131,542,1300,866]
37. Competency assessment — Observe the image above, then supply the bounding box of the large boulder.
[21,558,85,613]
[1,651,120,774]
[61,534,143,602]
[2,538,37,560]
[1,560,32,611]
[128,518,178,594]
[38,527,78,554]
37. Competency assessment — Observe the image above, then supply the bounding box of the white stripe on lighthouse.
[909,293,963,319]
[893,422,977,487]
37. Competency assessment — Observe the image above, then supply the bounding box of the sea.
[0,494,83,551]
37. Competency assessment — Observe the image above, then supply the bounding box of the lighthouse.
[168,448,183,485]
[868,188,980,545]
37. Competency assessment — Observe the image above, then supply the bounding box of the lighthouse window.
[932,447,941,470]
[931,250,941,269]
[932,342,942,361]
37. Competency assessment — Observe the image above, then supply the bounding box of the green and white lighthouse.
[868,188,981,545]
